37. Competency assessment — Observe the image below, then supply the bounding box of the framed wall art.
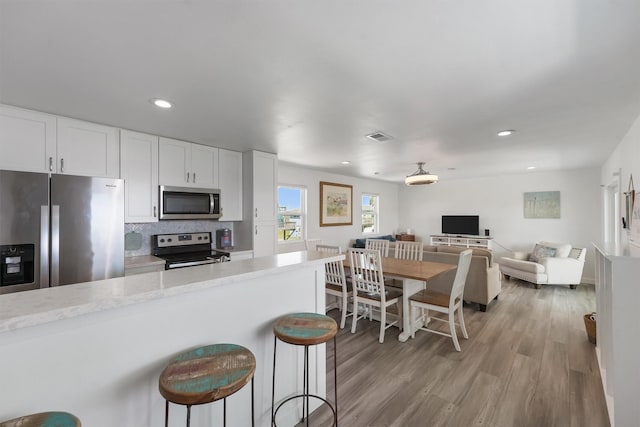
[523,191,560,218]
[320,181,353,226]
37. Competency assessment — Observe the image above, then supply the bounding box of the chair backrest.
[316,244,342,254]
[348,248,386,300]
[450,249,473,306]
[365,238,390,257]
[395,241,423,261]
[305,238,322,251]
[325,258,347,290]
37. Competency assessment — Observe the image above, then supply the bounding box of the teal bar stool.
[159,343,256,427]
[0,412,81,427]
[271,312,338,426]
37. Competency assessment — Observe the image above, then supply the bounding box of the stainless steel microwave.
[159,186,221,220]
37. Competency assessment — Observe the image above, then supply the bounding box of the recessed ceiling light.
[527,166,536,170]
[151,98,173,109]
[341,161,351,165]
[497,129,514,137]
[374,172,380,175]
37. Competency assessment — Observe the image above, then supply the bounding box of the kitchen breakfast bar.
[0,251,341,427]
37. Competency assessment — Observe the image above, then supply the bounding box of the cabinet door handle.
[153,206,157,218]
[255,208,258,218]
[49,157,53,172]
[187,172,190,183]
[255,226,258,235]
[193,172,196,183]
[60,158,64,173]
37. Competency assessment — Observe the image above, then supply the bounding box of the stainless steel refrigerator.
[0,170,124,294]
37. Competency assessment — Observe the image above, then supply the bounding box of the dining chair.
[316,244,352,329]
[305,238,322,251]
[348,248,402,343]
[394,241,423,261]
[409,249,472,351]
[365,238,390,257]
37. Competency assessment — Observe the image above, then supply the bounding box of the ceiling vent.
[365,131,393,143]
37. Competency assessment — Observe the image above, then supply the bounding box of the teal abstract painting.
[524,191,560,218]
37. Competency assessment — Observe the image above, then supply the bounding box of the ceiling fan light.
[405,162,439,186]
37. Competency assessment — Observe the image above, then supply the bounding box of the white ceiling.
[2,0,640,183]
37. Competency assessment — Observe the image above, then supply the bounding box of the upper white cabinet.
[252,152,278,222]
[218,149,243,221]
[158,137,219,188]
[236,151,278,257]
[0,104,119,178]
[57,118,120,178]
[120,130,159,223]
[0,104,56,173]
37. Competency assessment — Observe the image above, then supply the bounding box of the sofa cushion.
[354,234,396,248]
[529,244,557,263]
[539,241,572,258]
[500,257,546,273]
[436,245,493,266]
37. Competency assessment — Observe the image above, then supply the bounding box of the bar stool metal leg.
[271,336,277,426]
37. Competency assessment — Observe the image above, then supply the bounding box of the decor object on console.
[499,241,586,289]
[320,181,353,226]
[405,162,438,186]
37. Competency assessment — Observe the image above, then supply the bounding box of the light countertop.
[124,255,165,268]
[0,251,342,333]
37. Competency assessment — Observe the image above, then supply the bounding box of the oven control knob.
[168,238,172,242]
[204,236,208,240]
[197,236,202,240]
[159,239,165,243]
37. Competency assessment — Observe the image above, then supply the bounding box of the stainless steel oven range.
[152,232,230,270]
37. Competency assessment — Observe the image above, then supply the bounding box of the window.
[278,185,306,242]
[362,193,379,233]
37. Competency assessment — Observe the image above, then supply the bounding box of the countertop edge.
[0,251,343,334]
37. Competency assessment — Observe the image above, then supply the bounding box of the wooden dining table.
[343,256,456,342]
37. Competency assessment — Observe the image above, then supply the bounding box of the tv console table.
[430,234,493,250]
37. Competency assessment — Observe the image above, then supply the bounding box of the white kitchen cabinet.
[253,223,278,258]
[0,104,56,173]
[57,117,120,178]
[120,130,159,223]
[236,151,278,257]
[158,137,219,188]
[593,242,640,426]
[218,148,243,221]
[253,152,278,221]
[0,104,119,178]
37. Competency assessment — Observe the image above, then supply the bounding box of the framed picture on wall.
[320,181,353,226]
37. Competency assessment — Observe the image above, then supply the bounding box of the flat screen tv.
[441,215,479,236]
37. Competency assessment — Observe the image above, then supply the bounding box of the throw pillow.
[529,244,557,263]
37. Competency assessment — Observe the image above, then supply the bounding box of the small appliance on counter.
[216,228,233,250]
[152,232,230,270]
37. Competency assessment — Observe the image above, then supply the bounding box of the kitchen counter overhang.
[0,250,342,427]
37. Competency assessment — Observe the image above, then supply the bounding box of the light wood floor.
[311,278,609,427]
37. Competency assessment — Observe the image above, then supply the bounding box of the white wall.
[398,168,601,283]
[277,163,400,253]
[601,112,640,247]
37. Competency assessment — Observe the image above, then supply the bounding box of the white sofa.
[499,241,586,289]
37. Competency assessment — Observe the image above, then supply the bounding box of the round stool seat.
[159,343,256,406]
[0,412,81,427]
[274,312,337,346]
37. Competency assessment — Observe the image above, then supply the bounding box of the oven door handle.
[167,259,217,269]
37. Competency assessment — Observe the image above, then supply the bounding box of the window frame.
[277,184,307,245]
[361,192,380,234]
